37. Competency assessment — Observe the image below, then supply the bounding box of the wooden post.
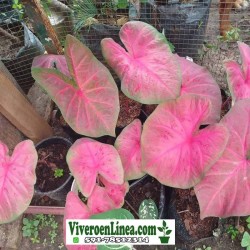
[22,0,64,55]
[0,62,53,143]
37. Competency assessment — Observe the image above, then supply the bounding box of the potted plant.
[33,136,73,203]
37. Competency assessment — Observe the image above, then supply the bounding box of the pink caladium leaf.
[177,55,222,124]
[101,21,181,104]
[32,35,119,137]
[99,176,129,208]
[0,140,37,224]
[32,54,70,76]
[63,192,96,250]
[115,119,145,180]
[87,185,117,214]
[141,95,229,188]
[195,99,250,219]
[224,42,250,104]
[67,138,124,197]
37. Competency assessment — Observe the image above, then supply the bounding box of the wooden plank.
[0,62,53,143]
[0,113,24,152]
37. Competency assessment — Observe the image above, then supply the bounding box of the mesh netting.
[0,0,249,93]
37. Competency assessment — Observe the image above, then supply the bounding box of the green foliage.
[227,225,239,240]
[241,217,250,250]
[246,216,250,230]
[22,217,40,243]
[218,27,241,42]
[71,0,98,32]
[12,0,24,20]
[157,220,172,237]
[241,232,250,250]
[139,199,158,219]
[22,214,59,245]
[54,168,64,178]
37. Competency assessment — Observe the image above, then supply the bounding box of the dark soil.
[35,143,70,193]
[117,92,142,128]
[123,176,162,219]
[175,188,219,240]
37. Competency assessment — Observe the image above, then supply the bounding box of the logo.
[66,219,175,245]
[157,220,172,244]
[73,237,79,243]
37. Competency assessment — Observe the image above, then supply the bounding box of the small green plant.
[227,225,239,240]
[139,199,158,219]
[241,216,250,250]
[12,0,24,20]
[241,232,250,250]
[246,216,250,229]
[22,214,59,245]
[54,168,64,178]
[218,27,241,42]
[22,217,40,243]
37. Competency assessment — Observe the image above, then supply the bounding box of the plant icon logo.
[157,220,172,244]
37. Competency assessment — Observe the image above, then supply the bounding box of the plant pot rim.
[35,136,73,195]
[71,174,167,219]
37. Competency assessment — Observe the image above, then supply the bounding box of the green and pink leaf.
[141,95,229,188]
[0,140,37,224]
[115,119,145,180]
[66,138,124,197]
[101,21,181,104]
[195,99,250,218]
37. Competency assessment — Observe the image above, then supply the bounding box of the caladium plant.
[32,35,119,137]
[194,99,250,218]
[0,140,37,224]
[224,42,250,104]
[101,21,182,104]
[26,19,250,249]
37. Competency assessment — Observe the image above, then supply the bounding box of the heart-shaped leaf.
[115,119,145,180]
[101,21,181,104]
[141,95,229,188]
[32,54,70,76]
[0,140,37,224]
[224,42,250,104]
[195,99,250,218]
[100,176,129,208]
[63,192,96,250]
[32,35,119,137]
[177,55,221,124]
[67,138,124,197]
[87,185,117,214]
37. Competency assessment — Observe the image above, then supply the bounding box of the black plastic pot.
[140,0,212,58]
[167,189,219,244]
[168,190,196,243]
[34,136,73,201]
[128,174,169,219]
